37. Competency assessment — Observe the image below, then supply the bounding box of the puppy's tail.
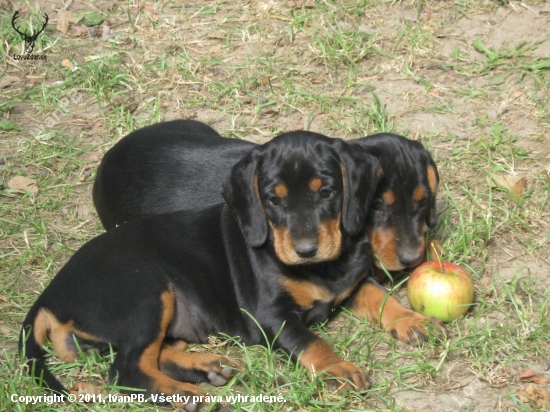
[19,305,67,394]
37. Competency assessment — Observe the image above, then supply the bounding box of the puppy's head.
[357,134,439,271]
[222,131,381,265]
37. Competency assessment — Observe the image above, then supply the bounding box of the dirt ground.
[1,1,550,411]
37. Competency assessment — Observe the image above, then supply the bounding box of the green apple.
[407,261,474,323]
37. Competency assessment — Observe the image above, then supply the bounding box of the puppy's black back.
[93,120,254,229]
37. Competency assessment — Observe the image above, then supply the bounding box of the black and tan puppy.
[358,133,439,272]
[93,120,439,272]
[22,132,444,410]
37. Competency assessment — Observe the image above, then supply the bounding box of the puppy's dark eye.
[371,199,385,211]
[269,196,281,206]
[320,188,333,199]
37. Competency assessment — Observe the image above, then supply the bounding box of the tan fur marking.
[138,289,209,404]
[300,339,342,373]
[317,213,342,261]
[300,339,371,391]
[269,215,342,265]
[139,290,175,379]
[34,309,100,362]
[349,281,447,343]
[368,227,401,271]
[369,225,425,271]
[427,165,437,195]
[382,190,395,205]
[159,346,244,376]
[275,183,288,198]
[281,277,333,308]
[349,281,405,325]
[163,340,188,351]
[309,177,322,192]
[413,186,425,202]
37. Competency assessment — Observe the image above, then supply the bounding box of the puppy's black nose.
[398,250,421,267]
[294,240,318,258]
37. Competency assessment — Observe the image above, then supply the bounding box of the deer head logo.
[11,11,49,54]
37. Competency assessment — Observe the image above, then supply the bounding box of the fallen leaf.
[509,90,526,101]
[520,369,550,385]
[487,173,526,202]
[61,59,74,68]
[69,26,90,37]
[56,10,81,33]
[0,327,11,336]
[98,2,116,11]
[516,384,550,408]
[69,382,107,397]
[0,295,8,303]
[8,176,38,194]
[0,76,20,89]
[210,43,222,53]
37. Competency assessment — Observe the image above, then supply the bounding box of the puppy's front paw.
[387,309,448,346]
[321,361,371,393]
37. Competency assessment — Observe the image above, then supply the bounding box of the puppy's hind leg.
[109,289,212,412]
[159,342,244,386]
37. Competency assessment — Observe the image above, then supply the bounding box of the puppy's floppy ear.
[221,150,268,247]
[425,156,439,228]
[333,139,382,236]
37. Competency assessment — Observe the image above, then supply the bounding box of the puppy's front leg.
[348,278,447,346]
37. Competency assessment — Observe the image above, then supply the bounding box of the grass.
[1,0,550,411]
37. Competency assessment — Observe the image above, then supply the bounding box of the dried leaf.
[61,59,74,68]
[57,10,81,33]
[487,173,526,201]
[210,43,222,53]
[8,176,38,194]
[69,26,90,37]
[520,369,550,385]
[516,384,550,408]
[0,76,20,89]
[516,392,530,403]
[509,90,526,101]
[0,295,8,303]
[69,382,107,397]
[98,2,116,11]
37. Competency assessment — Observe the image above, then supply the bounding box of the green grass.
[1,0,550,411]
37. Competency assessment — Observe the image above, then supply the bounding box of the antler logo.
[11,11,49,54]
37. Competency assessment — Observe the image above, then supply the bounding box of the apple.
[407,261,474,323]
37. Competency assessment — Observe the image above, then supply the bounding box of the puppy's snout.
[398,249,422,267]
[294,239,318,258]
